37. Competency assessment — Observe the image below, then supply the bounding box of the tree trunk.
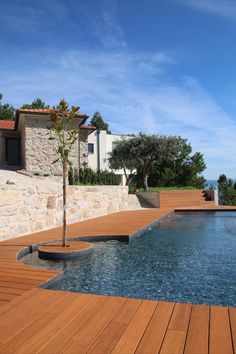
[123,167,128,185]
[143,173,149,191]
[62,159,67,247]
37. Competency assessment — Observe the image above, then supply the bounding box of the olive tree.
[109,134,178,191]
[109,134,206,191]
[108,138,136,186]
[48,99,80,247]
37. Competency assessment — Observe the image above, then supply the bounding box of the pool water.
[22,212,236,307]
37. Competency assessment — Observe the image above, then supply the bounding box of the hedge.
[68,167,121,186]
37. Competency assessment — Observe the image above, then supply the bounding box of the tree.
[21,98,50,109]
[109,134,180,191]
[218,174,236,205]
[149,138,206,188]
[48,99,80,247]
[90,111,111,133]
[0,93,15,120]
[108,138,136,186]
[109,134,206,191]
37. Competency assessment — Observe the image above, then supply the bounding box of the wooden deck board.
[229,307,236,354]
[0,293,94,354]
[87,298,142,354]
[38,295,109,353]
[159,303,192,354]
[0,300,8,307]
[135,301,175,353]
[111,300,158,354]
[0,289,65,344]
[0,207,235,353]
[209,306,233,354]
[62,296,126,354]
[184,304,209,354]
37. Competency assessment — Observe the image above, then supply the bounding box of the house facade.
[0,108,94,175]
[88,130,132,185]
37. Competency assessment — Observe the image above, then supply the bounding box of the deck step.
[159,190,216,208]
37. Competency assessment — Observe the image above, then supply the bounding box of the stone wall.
[79,130,89,168]
[0,180,138,241]
[23,115,80,175]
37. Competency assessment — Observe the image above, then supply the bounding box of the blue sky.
[1,0,236,179]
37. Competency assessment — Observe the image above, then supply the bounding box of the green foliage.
[68,167,120,186]
[90,111,111,133]
[108,138,136,187]
[0,93,15,120]
[144,186,198,191]
[21,98,50,109]
[149,138,206,189]
[218,174,236,205]
[208,184,215,191]
[48,99,80,165]
[48,99,80,247]
[109,134,206,191]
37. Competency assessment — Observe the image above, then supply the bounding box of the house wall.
[79,130,89,168]
[20,122,26,169]
[23,115,81,175]
[88,130,132,185]
[88,130,100,170]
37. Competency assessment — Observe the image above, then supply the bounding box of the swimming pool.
[22,211,236,307]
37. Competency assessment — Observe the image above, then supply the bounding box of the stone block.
[0,191,22,206]
[0,205,18,216]
[0,183,132,240]
[47,196,56,209]
[17,224,31,235]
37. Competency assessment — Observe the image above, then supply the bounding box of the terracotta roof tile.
[17,108,89,118]
[81,125,96,130]
[0,120,15,130]
[19,108,51,112]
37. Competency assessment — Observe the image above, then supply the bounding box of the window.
[112,142,118,151]
[6,138,20,165]
[88,143,94,154]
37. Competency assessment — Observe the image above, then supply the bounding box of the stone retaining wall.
[0,182,142,241]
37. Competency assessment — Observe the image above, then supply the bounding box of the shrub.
[68,167,121,186]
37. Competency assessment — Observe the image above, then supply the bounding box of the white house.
[87,130,132,185]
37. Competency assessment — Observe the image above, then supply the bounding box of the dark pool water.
[22,212,236,307]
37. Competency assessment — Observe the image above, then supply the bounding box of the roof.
[0,120,15,130]
[80,125,96,135]
[17,108,89,118]
[80,125,96,130]
[14,108,89,130]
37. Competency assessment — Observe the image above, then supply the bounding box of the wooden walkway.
[0,287,235,354]
[0,209,172,308]
[0,207,236,353]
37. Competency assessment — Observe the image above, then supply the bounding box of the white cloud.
[1,48,235,179]
[182,0,236,22]
[79,0,127,49]
[0,0,68,32]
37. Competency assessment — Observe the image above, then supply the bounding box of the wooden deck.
[0,209,172,307]
[0,207,236,353]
